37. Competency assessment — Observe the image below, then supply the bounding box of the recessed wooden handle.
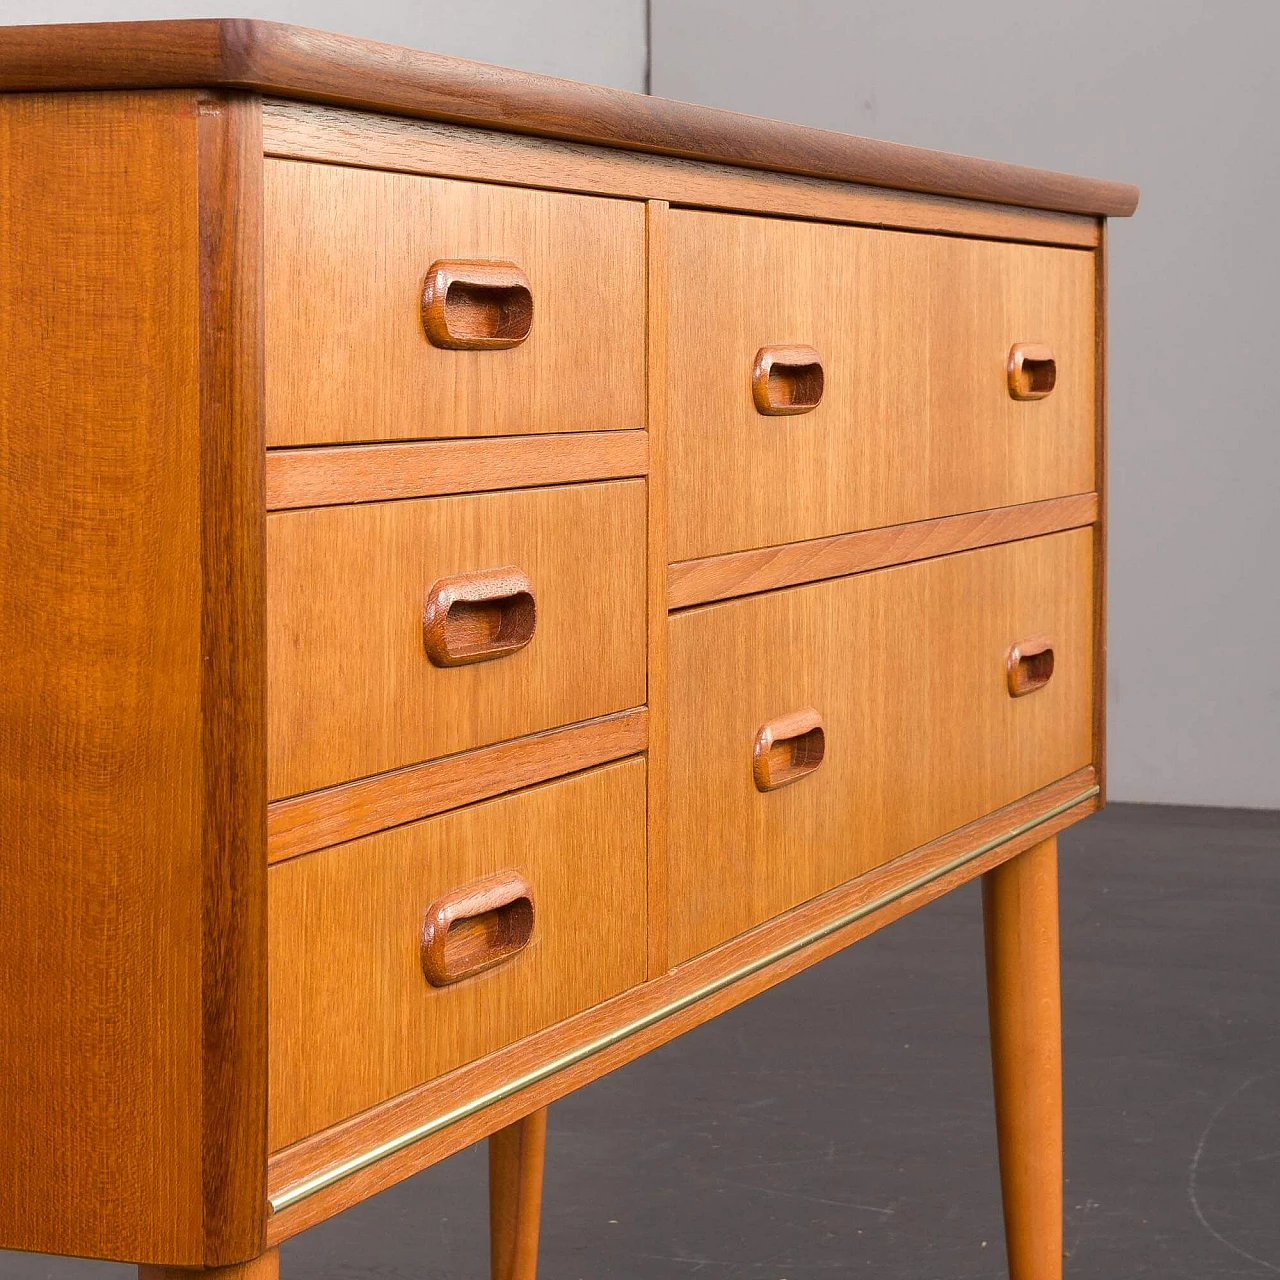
[422,260,533,350]
[423,566,536,667]
[421,870,535,987]
[753,707,826,791]
[1007,635,1055,697]
[1007,343,1057,400]
[752,344,824,415]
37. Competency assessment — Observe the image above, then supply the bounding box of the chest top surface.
[0,18,1137,217]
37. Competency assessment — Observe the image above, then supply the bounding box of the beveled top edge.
[0,19,1139,217]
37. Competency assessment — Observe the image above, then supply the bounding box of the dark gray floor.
[4,802,1277,1279]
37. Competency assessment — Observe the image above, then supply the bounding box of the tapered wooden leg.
[139,1248,279,1280]
[983,837,1062,1280]
[489,1106,548,1280]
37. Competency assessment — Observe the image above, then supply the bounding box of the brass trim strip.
[269,783,1099,1213]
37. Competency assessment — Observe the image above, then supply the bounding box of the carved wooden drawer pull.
[1007,343,1057,400]
[423,566,536,667]
[1006,635,1055,697]
[751,344,825,415]
[421,870,535,987]
[753,707,826,791]
[421,259,534,350]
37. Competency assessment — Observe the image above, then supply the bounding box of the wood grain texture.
[488,1109,547,1280]
[0,90,265,1265]
[1006,634,1056,698]
[1093,226,1109,804]
[983,838,1063,1280]
[645,200,671,981]
[752,708,826,792]
[421,259,533,351]
[0,21,1138,215]
[668,493,1098,609]
[261,100,1100,250]
[666,209,1096,562]
[267,480,645,799]
[265,431,648,510]
[420,870,536,988]
[263,158,645,446]
[195,91,269,1266]
[267,710,647,864]
[668,530,1094,964]
[0,87,203,1265]
[265,767,1096,1240]
[1007,341,1057,401]
[141,1247,279,1280]
[421,566,537,669]
[268,759,647,1150]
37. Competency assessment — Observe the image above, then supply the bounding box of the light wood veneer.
[668,530,1093,963]
[264,768,1098,1241]
[264,159,645,445]
[667,209,1095,560]
[266,480,646,799]
[268,758,646,1150]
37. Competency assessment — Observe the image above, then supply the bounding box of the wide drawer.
[264,159,646,445]
[667,209,1096,561]
[268,758,647,1150]
[267,481,646,800]
[667,529,1094,965]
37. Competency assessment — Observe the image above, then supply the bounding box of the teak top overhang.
[0,19,1139,219]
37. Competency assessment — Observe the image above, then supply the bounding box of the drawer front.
[268,758,646,1150]
[264,159,646,446]
[667,529,1093,964]
[667,210,1095,561]
[268,481,646,800]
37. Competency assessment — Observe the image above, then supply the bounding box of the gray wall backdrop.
[4,1,1276,808]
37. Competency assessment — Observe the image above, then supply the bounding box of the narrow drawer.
[667,209,1096,561]
[667,529,1094,965]
[267,481,646,800]
[268,758,647,1150]
[264,159,646,445]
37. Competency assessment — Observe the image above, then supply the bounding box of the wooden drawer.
[264,159,646,445]
[667,529,1094,964]
[267,481,646,800]
[268,758,646,1150]
[667,210,1095,561]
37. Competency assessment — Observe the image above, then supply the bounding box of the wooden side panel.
[667,209,1096,561]
[263,158,646,445]
[266,480,647,800]
[268,759,647,1150]
[196,92,268,1265]
[667,530,1094,964]
[0,92,206,1263]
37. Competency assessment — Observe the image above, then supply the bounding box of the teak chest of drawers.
[0,21,1138,1280]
